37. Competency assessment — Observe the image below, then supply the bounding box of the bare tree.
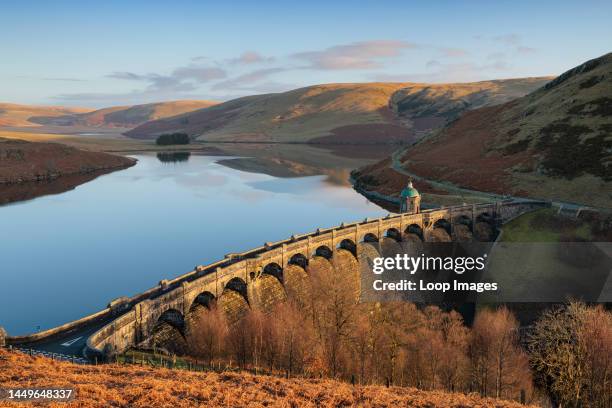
[529,302,611,408]
[188,305,228,368]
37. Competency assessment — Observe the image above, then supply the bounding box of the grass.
[500,208,593,242]
[0,348,537,407]
[480,209,610,303]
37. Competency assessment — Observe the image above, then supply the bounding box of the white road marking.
[61,336,82,347]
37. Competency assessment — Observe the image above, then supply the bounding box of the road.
[390,148,609,212]
[12,313,118,362]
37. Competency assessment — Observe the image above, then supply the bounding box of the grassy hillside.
[29,100,217,128]
[0,103,91,127]
[126,83,413,143]
[0,349,536,407]
[355,53,612,208]
[127,80,546,144]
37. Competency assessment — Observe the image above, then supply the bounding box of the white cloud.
[212,68,286,91]
[292,40,417,70]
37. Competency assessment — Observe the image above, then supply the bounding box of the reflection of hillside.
[0,169,119,205]
[213,143,392,186]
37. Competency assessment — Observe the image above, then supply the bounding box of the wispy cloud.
[228,51,275,65]
[292,40,417,70]
[212,68,285,91]
[107,66,226,93]
[373,60,513,83]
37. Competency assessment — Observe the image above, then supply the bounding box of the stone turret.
[400,180,421,214]
[0,326,6,347]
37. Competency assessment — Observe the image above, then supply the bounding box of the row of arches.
[150,212,496,351]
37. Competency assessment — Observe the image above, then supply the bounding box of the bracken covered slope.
[28,100,217,128]
[355,53,612,208]
[389,77,551,137]
[126,80,547,144]
[0,350,537,408]
[0,138,135,184]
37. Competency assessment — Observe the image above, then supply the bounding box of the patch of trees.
[528,302,611,408]
[184,258,556,405]
[173,246,612,406]
[155,133,190,146]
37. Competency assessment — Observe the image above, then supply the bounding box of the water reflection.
[157,151,191,163]
[0,153,386,335]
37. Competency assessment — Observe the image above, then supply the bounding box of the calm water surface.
[1,153,386,335]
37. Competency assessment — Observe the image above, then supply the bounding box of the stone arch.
[455,215,473,231]
[363,233,379,243]
[474,212,496,241]
[476,212,494,224]
[248,272,287,313]
[307,255,334,276]
[151,308,187,354]
[189,291,216,313]
[380,236,403,258]
[218,277,250,324]
[357,242,382,300]
[453,215,474,241]
[429,220,452,242]
[283,263,311,307]
[288,253,308,269]
[338,239,357,257]
[385,228,402,242]
[262,262,283,283]
[224,277,248,302]
[433,218,452,235]
[404,223,424,241]
[156,308,185,333]
[314,245,333,259]
[331,248,361,301]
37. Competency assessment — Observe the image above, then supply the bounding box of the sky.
[1,0,611,108]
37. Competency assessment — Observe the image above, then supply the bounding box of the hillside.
[0,350,536,408]
[354,53,612,208]
[0,138,135,184]
[0,103,91,127]
[389,78,551,138]
[126,80,547,144]
[29,100,217,128]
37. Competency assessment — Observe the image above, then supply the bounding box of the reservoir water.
[0,152,386,335]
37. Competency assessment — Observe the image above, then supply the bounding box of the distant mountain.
[126,79,548,144]
[0,103,91,127]
[29,100,217,128]
[126,83,412,143]
[354,53,612,208]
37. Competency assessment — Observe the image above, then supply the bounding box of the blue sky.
[1,0,611,107]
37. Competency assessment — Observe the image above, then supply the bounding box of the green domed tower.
[400,180,421,213]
